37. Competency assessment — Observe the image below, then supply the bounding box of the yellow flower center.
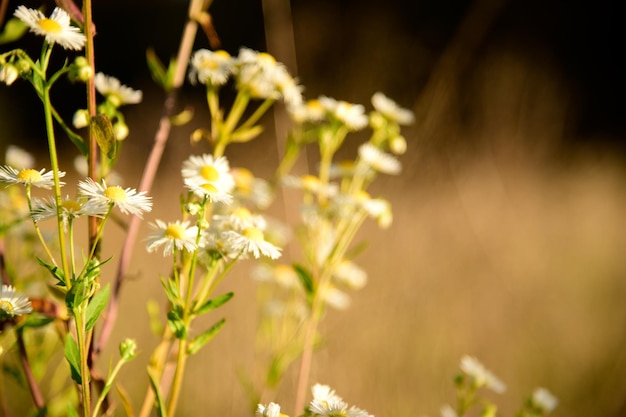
[17,169,42,183]
[242,227,264,242]
[61,200,82,212]
[201,183,218,194]
[258,52,276,65]
[301,175,320,191]
[38,18,62,33]
[0,300,14,315]
[215,50,231,60]
[104,186,127,202]
[233,168,253,193]
[200,165,220,182]
[164,224,185,240]
[232,207,252,221]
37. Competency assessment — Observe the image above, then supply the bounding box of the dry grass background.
[2,0,626,416]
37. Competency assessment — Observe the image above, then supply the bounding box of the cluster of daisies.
[146,153,282,260]
[257,384,373,417]
[188,47,303,109]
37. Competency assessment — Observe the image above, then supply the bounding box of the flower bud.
[113,121,129,140]
[389,135,407,155]
[73,109,90,129]
[0,64,19,86]
[119,338,138,361]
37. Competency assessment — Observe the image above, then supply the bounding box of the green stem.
[75,308,92,417]
[92,357,126,417]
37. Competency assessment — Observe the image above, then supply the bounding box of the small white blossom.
[95,73,142,106]
[371,92,415,125]
[182,154,235,204]
[78,178,152,218]
[14,6,86,50]
[0,64,19,85]
[222,227,282,259]
[334,260,367,290]
[460,355,506,394]
[30,195,108,226]
[146,220,198,256]
[5,146,34,169]
[256,402,281,417]
[532,387,558,413]
[358,143,401,175]
[0,285,32,319]
[189,49,234,86]
[0,166,65,189]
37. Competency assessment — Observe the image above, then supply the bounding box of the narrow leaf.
[194,292,234,315]
[116,383,135,417]
[146,47,167,89]
[36,257,66,286]
[64,334,82,385]
[230,125,264,143]
[85,283,110,331]
[187,318,226,355]
[147,368,168,417]
[166,310,187,339]
[292,263,315,296]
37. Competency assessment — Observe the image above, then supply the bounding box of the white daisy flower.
[460,355,506,394]
[189,49,234,86]
[182,154,235,204]
[78,178,152,218]
[532,387,558,413]
[312,384,343,403]
[5,145,35,169]
[309,396,349,417]
[0,166,65,189]
[0,285,32,319]
[146,220,198,256]
[289,99,326,124]
[256,402,281,417]
[222,227,282,259]
[14,6,86,50]
[94,73,143,107]
[30,195,108,225]
[358,195,393,229]
[371,92,415,125]
[358,143,401,175]
[318,96,368,130]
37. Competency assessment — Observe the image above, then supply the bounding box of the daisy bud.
[0,64,19,86]
[73,109,90,129]
[113,121,129,140]
[389,135,407,155]
[119,338,138,361]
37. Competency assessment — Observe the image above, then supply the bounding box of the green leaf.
[36,257,66,287]
[187,318,226,355]
[147,299,164,336]
[85,284,110,331]
[90,113,116,159]
[23,315,55,328]
[32,405,49,417]
[64,334,82,385]
[230,125,264,143]
[194,292,234,315]
[166,310,186,339]
[292,263,315,296]
[148,367,168,417]
[160,277,181,305]
[0,17,28,44]
[146,48,167,89]
[65,278,87,310]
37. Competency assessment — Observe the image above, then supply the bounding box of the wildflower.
[371,92,415,125]
[0,166,65,189]
[257,402,281,417]
[94,73,142,107]
[113,121,129,140]
[5,146,34,169]
[222,227,282,259]
[359,196,393,229]
[319,96,368,130]
[188,49,234,86]
[231,168,273,209]
[309,384,372,417]
[78,178,152,218]
[459,356,506,394]
[358,143,401,175]
[531,387,558,413]
[289,99,326,124]
[182,154,235,204]
[322,285,351,310]
[72,109,90,129]
[213,207,266,231]
[30,195,108,226]
[13,6,86,50]
[0,285,32,320]
[312,384,343,403]
[146,219,198,256]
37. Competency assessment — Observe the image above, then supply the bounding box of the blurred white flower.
[189,49,234,86]
[371,92,415,125]
[0,285,32,319]
[460,355,506,394]
[95,73,142,107]
[532,387,558,413]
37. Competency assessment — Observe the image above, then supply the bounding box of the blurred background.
[2,0,626,416]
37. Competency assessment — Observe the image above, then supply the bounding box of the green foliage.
[194,292,234,315]
[63,334,82,385]
[187,318,226,355]
[85,283,110,331]
[91,113,117,160]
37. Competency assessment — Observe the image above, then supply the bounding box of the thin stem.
[94,0,209,360]
[75,308,92,417]
[92,357,126,417]
[16,329,46,410]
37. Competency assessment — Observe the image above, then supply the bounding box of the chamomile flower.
[319,96,368,130]
[78,178,152,218]
[371,92,415,125]
[231,168,273,209]
[30,195,108,226]
[289,99,326,124]
[213,207,266,231]
[146,220,198,256]
[14,6,86,50]
[358,143,401,175]
[460,355,506,394]
[0,166,65,189]
[256,402,281,417]
[94,73,143,107]
[0,285,32,320]
[188,49,234,86]
[223,227,282,259]
[182,154,235,204]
